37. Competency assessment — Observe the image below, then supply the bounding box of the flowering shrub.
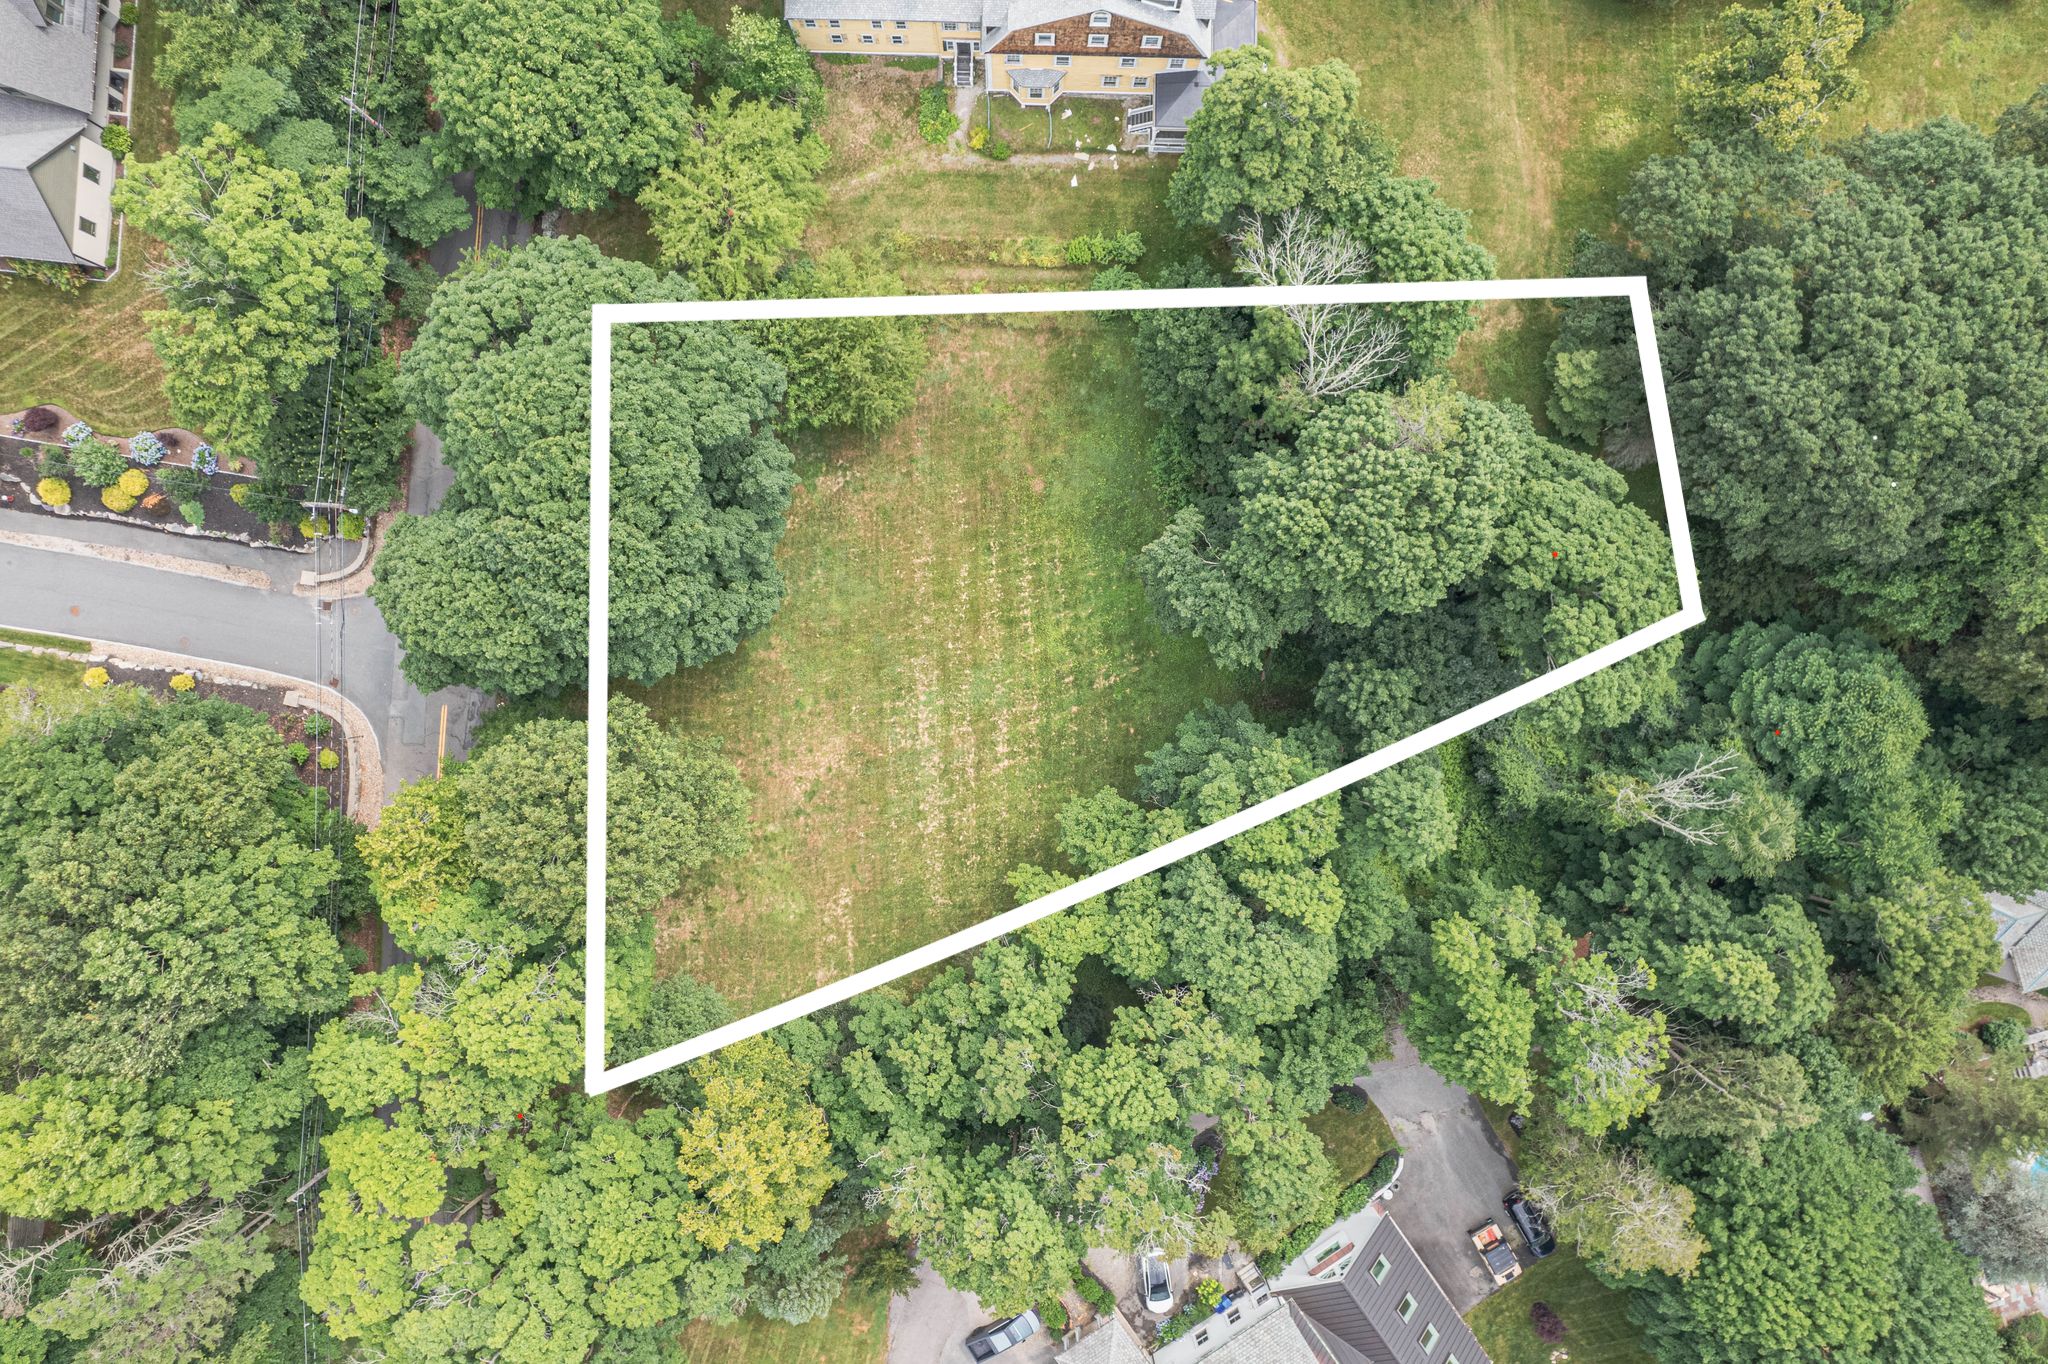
[100,487,138,513]
[169,673,196,693]
[128,432,165,466]
[317,748,341,771]
[62,421,93,447]
[116,468,150,498]
[192,444,218,476]
[339,512,367,541]
[229,483,251,506]
[34,476,71,506]
[82,666,110,689]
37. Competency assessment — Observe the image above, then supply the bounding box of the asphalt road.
[0,523,477,804]
[1358,1031,1522,1314]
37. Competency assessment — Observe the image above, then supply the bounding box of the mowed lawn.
[0,0,175,430]
[1265,0,2048,414]
[678,1275,889,1364]
[1464,1249,1657,1364]
[628,316,1257,1015]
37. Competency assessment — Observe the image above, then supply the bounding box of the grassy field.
[678,1275,890,1364]
[1465,1249,1657,1364]
[0,0,174,431]
[561,60,1215,294]
[1266,0,2048,415]
[627,315,1264,1015]
[1306,1097,1399,1188]
[0,649,89,691]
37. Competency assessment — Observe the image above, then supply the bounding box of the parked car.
[1503,1192,1557,1258]
[1469,1220,1521,1286]
[966,1309,1043,1360]
[1139,1253,1174,1315]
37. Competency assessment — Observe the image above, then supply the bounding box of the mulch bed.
[78,659,351,808]
[0,437,310,551]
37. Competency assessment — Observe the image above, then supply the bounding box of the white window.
[77,216,95,236]
[1054,54,1071,65]
[870,18,882,27]
[1420,1324,1441,1354]
[942,20,959,29]
[1026,86,1044,98]
[1369,1255,1391,1282]
[831,32,844,41]
[802,17,817,26]
[1100,74,1118,87]
[1119,55,1137,67]
[1007,52,1022,63]
[891,33,904,42]
[861,32,874,42]
[82,163,101,183]
[1141,34,1162,48]
[1035,30,1054,44]
[1087,32,1108,47]
[829,18,840,26]
[1089,8,1111,23]
[1397,1295,1418,1323]
[1132,75,1148,87]
[894,19,906,26]
[1168,56,1186,68]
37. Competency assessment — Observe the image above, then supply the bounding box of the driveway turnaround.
[1356,1030,1522,1314]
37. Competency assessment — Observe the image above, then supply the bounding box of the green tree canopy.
[637,89,828,299]
[371,237,797,696]
[745,252,929,433]
[1675,0,1864,150]
[110,129,382,455]
[403,0,691,213]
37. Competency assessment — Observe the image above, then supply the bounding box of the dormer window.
[1087,32,1108,46]
[1089,9,1111,24]
[1035,30,1054,44]
[1141,34,1162,48]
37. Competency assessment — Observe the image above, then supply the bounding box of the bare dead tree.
[1232,208,1408,397]
[1606,748,1742,844]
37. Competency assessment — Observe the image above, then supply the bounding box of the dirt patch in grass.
[629,316,1277,1015]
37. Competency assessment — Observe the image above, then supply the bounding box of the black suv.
[1503,1192,1557,1258]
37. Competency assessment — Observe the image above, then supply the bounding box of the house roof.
[1151,69,1208,129]
[0,0,100,117]
[1996,892,2048,993]
[1188,1301,1325,1364]
[0,164,76,262]
[1004,66,1067,88]
[0,92,85,169]
[992,0,1216,52]
[785,0,984,21]
[1054,1313,1150,1364]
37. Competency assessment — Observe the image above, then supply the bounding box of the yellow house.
[783,0,1257,151]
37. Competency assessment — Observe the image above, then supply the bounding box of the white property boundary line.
[586,277,1700,1095]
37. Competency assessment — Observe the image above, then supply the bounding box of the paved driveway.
[888,1262,1060,1364]
[1356,1030,1521,1313]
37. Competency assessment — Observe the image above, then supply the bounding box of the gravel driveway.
[1356,1030,1522,1313]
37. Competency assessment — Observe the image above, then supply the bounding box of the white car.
[1139,1254,1174,1316]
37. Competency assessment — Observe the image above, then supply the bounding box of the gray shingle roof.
[0,0,100,116]
[1196,1302,1326,1364]
[1055,1315,1150,1364]
[1004,66,1067,87]
[0,165,75,262]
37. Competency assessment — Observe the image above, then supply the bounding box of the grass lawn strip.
[677,1274,888,1364]
[1306,1097,1400,1188]
[632,315,1257,1016]
[1464,1248,1657,1364]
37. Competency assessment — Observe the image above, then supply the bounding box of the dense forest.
[2,0,2046,1361]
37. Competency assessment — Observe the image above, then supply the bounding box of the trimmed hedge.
[100,487,137,513]
[116,467,150,498]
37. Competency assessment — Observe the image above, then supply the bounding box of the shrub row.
[988,230,1144,269]
[916,86,959,146]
